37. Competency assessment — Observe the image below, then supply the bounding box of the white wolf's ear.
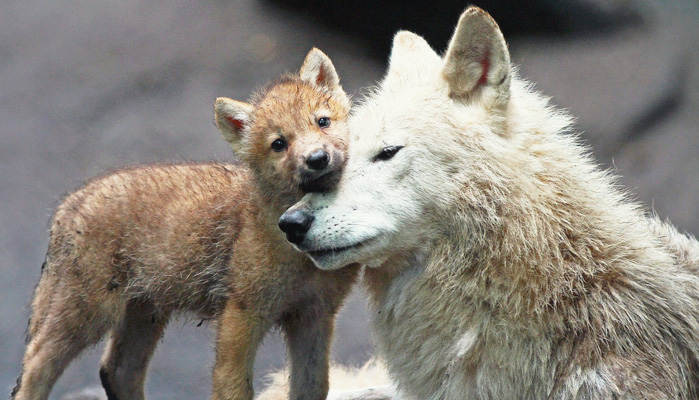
[300,48,341,90]
[214,97,254,153]
[441,7,511,101]
[386,31,441,80]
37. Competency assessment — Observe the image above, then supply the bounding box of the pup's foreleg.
[211,303,266,400]
[283,313,335,400]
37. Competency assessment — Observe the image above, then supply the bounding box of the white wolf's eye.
[374,146,403,162]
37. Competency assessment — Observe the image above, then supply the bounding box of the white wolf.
[271,6,699,400]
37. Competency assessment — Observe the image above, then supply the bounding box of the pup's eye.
[374,146,403,161]
[271,138,287,152]
[317,117,331,128]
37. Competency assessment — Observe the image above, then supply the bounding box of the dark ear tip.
[459,6,486,22]
[460,6,499,29]
[464,6,486,15]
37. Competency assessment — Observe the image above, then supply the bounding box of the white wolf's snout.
[278,206,315,247]
[278,191,393,270]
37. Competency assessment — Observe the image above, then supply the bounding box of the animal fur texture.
[12,48,359,400]
[257,359,394,400]
[270,7,699,400]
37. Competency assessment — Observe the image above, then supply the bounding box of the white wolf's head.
[279,8,553,270]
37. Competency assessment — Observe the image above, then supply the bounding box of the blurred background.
[1,0,697,398]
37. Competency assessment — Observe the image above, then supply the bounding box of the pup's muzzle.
[305,149,330,170]
[299,149,344,193]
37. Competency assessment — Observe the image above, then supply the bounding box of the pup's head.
[214,48,349,201]
[279,8,521,270]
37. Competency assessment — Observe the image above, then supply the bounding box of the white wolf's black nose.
[278,209,314,245]
[306,149,329,170]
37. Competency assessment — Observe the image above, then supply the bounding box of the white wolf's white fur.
[256,359,396,400]
[260,6,699,400]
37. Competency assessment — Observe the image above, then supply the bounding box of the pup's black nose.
[278,209,314,245]
[306,149,329,170]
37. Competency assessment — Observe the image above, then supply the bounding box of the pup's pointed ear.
[300,48,340,90]
[214,97,253,152]
[387,31,441,78]
[442,7,511,101]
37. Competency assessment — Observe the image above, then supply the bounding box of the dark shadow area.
[265,0,643,58]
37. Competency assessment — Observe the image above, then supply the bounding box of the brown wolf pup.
[12,48,359,400]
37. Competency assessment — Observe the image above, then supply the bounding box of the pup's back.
[50,163,250,316]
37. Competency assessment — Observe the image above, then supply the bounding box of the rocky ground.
[1,0,696,398]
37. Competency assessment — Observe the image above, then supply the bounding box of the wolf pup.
[277,8,699,400]
[13,48,359,400]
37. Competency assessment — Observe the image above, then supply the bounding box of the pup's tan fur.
[12,49,358,400]
[270,8,699,400]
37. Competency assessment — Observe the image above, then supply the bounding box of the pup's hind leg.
[12,278,110,400]
[99,300,170,400]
